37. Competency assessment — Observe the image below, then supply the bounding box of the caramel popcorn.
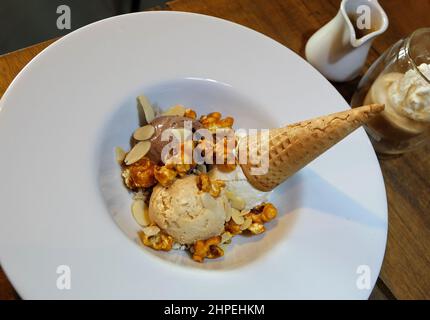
[154,149,196,187]
[174,163,193,177]
[226,214,265,236]
[119,98,282,263]
[217,117,234,128]
[192,236,224,263]
[225,203,278,237]
[184,108,197,119]
[139,230,174,251]
[167,142,195,177]
[122,157,156,190]
[214,135,237,172]
[247,223,265,235]
[225,219,243,235]
[250,203,278,224]
[154,165,177,187]
[216,163,237,172]
[196,173,225,198]
[200,112,234,131]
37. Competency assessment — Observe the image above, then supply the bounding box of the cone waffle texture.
[239,104,384,191]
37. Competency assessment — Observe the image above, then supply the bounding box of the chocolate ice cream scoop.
[147,115,202,164]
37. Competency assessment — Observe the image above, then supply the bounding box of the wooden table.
[1,0,429,300]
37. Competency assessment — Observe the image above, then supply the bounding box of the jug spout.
[342,0,389,47]
[305,0,389,82]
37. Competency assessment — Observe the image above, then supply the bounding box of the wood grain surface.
[0,0,429,300]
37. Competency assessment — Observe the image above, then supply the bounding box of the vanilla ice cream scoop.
[149,175,231,245]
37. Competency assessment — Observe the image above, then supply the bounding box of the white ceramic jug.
[305,0,389,82]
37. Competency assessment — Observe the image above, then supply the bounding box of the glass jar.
[351,28,430,155]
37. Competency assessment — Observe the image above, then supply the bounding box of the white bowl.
[0,11,387,299]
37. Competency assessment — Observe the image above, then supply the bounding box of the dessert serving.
[352,28,430,154]
[116,95,384,262]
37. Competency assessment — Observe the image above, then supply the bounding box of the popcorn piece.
[214,134,237,171]
[139,230,173,251]
[154,165,177,187]
[200,112,234,132]
[250,203,278,224]
[192,236,224,263]
[247,223,265,235]
[225,219,243,235]
[122,157,156,189]
[196,173,226,198]
[184,108,197,119]
[216,163,237,173]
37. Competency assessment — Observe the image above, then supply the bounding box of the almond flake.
[228,194,246,211]
[133,125,155,141]
[240,210,250,217]
[225,202,232,222]
[221,232,233,244]
[142,225,160,237]
[240,216,252,230]
[131,200,151,227]
[231,208,244,225]
[124,141,151,165]
[115,146,126,164]
[137,95,155,123]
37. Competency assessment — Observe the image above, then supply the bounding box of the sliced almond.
[240,216,252,230]
[142,225,160,237]
[228,193,246,211]
[231,208,244,225]
[225,209,232,222]
[131,200,151,227]
[133,125,155,141]
[137,95,155,123]
[124,141,151,165]
[221,232,233,244]
[240,209,250,217]
[115,146,126,164]
[163,105,186,117]
[224,201,232,222]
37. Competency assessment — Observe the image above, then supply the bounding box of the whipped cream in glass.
[364,63,430,135]
[352,28,430,154]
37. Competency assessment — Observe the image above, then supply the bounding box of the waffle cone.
[239,104,384,191]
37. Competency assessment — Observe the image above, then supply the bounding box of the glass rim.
[406,28,430,85]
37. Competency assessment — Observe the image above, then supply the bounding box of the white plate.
[0,12,387,299]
